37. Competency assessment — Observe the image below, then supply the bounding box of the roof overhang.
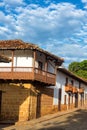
[0,39,64,65]
[58,67,87,85]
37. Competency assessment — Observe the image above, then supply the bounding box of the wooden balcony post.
[33,50,36,78]
[33,50,36,68]
[54,64,57,75]
[45,58,48,82]
[45,58,47,72]
[11,50,14,72]
[54,66,57,85]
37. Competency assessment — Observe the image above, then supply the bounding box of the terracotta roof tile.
[0,39,38,49]
[0,39,64,63]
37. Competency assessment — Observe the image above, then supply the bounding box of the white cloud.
[82,0,87,3]
[3,0,24,5]
[81,0,87,9]
[45,40,87,67]
[0,0,25,10]
[13,3,86,43]
[0,2,4,6]
[0,26,8,32]
[0,2,87,67]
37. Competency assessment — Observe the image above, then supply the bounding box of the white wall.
[52,70,87,106]
[82,83,87,104]
[0,50,56,74]
[14,50,33,67]
[0,50,33,68]
[53,71,67,105]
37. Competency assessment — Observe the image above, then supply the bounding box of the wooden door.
[81,93,84,106]
[0,91,2,114]
[58,88,62,111]
[36,94,41,118]
[75,93,78,108]
[68,93,70,109]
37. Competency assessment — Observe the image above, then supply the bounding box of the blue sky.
[0,0,87,67]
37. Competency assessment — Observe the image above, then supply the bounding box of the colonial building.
[53,67,87,111]
[0,39,64,123]
[0,39,87,124]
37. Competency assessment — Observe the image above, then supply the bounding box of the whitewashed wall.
[81,83,87,104]
[0,50,33,67]
[53,71,69,105]
[14,50,33,67]
[52,70,87,106]
[0,50,55,74]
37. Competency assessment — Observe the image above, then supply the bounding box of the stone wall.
[36,86,55,117]
[0,83,37,123]
[0,82,85,124]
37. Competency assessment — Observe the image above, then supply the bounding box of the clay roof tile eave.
[0,39,64,63]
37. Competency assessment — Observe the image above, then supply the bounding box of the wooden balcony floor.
[0,67,56,85]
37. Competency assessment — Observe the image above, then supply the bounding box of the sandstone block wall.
[0,83,33,122]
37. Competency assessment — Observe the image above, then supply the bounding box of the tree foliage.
[68,60,87,79]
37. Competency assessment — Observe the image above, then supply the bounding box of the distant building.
[53,67,87,111]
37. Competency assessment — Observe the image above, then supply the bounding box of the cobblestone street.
[1,108,87,130]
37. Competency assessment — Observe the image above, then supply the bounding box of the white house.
[53,67,87,111]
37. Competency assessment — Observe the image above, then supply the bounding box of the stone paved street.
[0,108,87,130]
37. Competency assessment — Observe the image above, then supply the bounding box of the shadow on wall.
[36,85,54,117]
[0,83,37,125]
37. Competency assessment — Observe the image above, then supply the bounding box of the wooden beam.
[11,50,14,72]
[45,58,48,72]
[33,50,36,68]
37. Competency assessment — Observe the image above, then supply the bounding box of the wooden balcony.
[72,87,78,93]
[65,84,73,92]
[0,67,56,85]
[79,88,84,93]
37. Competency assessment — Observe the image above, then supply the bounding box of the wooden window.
[71,80,73,85]
[65,77,68,86]
[38,61,43,70]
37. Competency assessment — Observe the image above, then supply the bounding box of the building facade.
[0,39,63,123]
[53,67,87,111]
[0,39,86,124]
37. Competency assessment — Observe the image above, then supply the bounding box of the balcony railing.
[0,67,56,85]
[72,87,78,93]
[79,88,84,93]
[65,84,73,92]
